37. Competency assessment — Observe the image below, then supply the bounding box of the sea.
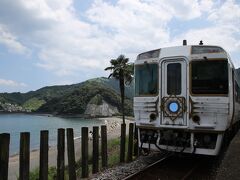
[0,114,105,155]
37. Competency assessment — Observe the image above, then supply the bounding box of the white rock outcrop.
[84,100,119,117]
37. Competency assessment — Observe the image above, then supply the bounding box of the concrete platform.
[216,131,240,180]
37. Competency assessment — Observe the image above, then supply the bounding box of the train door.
[160,59,188,127]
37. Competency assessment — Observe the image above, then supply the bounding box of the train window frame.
[235,81,240,102]
[134,63,159,97]
[191,46,225,54]
[190,59,229,96]
[137,49,160,60]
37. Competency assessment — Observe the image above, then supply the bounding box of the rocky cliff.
[85,100,119,117]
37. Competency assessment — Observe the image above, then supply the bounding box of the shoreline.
[0,111,134,119]
[3,114,133,158]
[8,116,132,180]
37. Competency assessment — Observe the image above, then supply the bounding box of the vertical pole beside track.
[133,123,139,157]
[120,123,126,163]
[82,127,89,178]
[19,132,30,180]
[67,128,76,180]
[39,130,48,180]
[0,133,10,180]
[101,125,108,169]
[57,128,65,180]
[92,126,99,174]
[127,123,134,162]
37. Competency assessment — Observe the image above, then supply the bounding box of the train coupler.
[139,129,159,155]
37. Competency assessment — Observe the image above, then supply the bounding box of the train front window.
[167,63,181,95]
[191,60,228,94]
[135,64,158,96]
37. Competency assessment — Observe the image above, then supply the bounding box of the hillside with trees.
[0,77,134,116]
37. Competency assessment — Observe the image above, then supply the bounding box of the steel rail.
[180,163,199,180]
[123,153,173,180]
[123,153,203,180]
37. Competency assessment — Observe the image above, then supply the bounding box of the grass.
[22,98,45,111]
[108,138,121,167]
[27,167,58,180]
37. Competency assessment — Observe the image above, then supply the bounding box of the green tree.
[105,55,133,124]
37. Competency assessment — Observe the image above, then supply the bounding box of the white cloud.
[1,0,217,77]
[0,78,27,87]
[171,25,239,52]
[0,24,29,55]
[169,0,240,66]
[179,1,240,51]
[199,0,214,12]
[86,0,172,56]
[208,0,240,26]
[0,0,239,80]
[160,0,202,20]
[37,48,103,76]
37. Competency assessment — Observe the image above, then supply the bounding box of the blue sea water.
[0,114,105,155]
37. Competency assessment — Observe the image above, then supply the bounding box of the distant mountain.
[0,77,134,116]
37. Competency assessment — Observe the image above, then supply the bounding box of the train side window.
[235,80,240,102]
[167,63,181,95]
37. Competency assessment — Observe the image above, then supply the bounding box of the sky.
[0,0,240,93]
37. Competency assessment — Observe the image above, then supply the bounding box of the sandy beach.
[8,117,133,180]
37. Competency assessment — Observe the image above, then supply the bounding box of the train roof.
[136,45,234,67]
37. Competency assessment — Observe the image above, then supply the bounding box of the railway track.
[124,153,218,180]
[123,153,173,180]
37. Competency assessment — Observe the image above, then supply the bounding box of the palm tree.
[105,55,133,124]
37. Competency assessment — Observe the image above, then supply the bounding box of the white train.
[134,41,240,156]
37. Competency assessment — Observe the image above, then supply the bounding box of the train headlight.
[168,101,179,113]
[192,115,200,124]
[162,97,185,120]
[149,113,157,122]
